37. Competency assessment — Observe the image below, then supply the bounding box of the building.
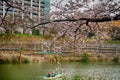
[0,0,50,23]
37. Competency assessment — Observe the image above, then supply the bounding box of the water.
[0,62,120,80]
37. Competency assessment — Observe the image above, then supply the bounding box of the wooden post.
[97,44,99,54]
[54,37,55,53]
[41,40,44,51]
[19,47,24,63]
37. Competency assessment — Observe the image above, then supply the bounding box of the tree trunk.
[19,47,24,63]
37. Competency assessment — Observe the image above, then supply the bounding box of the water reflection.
[63,62,120,80]
[0,62,120,80]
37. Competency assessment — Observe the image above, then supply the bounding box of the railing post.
[115,45,118,56]
[34,42,36,51]
[97,44,99,54]
[41,40,44,51]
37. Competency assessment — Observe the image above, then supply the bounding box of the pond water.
[0,62,120,80]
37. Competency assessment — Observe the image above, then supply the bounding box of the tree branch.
[0,6,11,27]
[33,14,120,28]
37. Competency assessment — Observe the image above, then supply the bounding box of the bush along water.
[0,54,31,64]
[81,52,90,63]
[113,56,119,63]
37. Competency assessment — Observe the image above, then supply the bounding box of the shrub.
[113,56,119,62]
[14,31,21,34]
[32,28,39,36]
[81,52,90,62]
[23,58,30,63]
[87,32,95,38]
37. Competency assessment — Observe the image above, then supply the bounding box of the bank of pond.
[0,52,120,63]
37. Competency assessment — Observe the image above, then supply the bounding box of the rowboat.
[42,73,62,80]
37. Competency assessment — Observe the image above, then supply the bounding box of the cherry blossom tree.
[1,0,120,52]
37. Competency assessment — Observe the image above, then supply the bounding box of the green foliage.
[0,33,52,42]
[0,34,16,46]
[40,34,51,39]
[106,40,120,45]
[14,31,21,34]
[20,47,24,52]
[15,34,32,37]
[72,75,83,80]
[0,33,15,41]
[0,33,13,36]
[87,32,95,38]
[113,56,119,62]
[24,58,30,63]
[81,52,90,62]
[32,28,40,36]
[108,26,120,40]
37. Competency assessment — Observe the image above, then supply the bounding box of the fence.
[81,44,120,54]
[0,42,120,54]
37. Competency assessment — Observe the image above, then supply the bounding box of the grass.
[15,33,52,39]
[15,33,48,37]
[106,40,120,44]
[0,33,51,40]
[15,34,33,37]
[0,33,52,44]
[80,52,90,63]
[113,56,119,62]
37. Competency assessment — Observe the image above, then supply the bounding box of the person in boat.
[47,72,56,77]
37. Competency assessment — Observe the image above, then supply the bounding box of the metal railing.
[0,42,120,54]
